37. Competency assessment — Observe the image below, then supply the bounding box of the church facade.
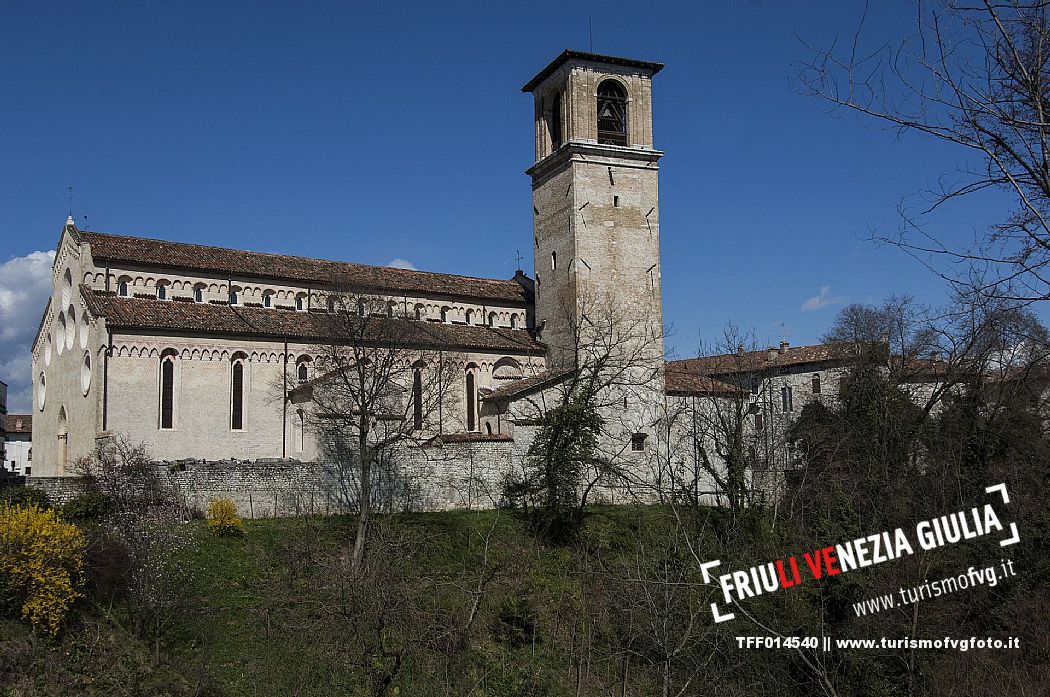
[28,51,855,510]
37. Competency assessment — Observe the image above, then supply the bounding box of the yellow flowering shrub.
[0,503,85,635]
[206,497,245,537]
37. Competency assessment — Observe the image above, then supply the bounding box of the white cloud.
[800,286,845,312]
[386,258,417,271]
[0,250,55,412]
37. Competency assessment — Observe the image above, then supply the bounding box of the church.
[28,51,856,510]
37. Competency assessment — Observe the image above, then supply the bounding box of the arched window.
[160,351,176,429]
[488,312,498,327]
[440,306,449,323]
[387,300,397,318]
[117,279,130,297]
[194,284,205,303]
[549,91,563,149]
[296,356,311,383]
[465,365,478,432]
[414,304,425,320]
[357,298,366,317]
[156,282,168,300]
[412,365,424,431]
[510,314,518,329]
[597,80,628,146]
[263,291,274,308]
[297,409,306,451]
[231,356,245,430]
[37,373,46,411]
[465,309,474,325]
[81,351,92,395]
[229,286,241,306]
[327,295,338,313]
[295,294,306,311]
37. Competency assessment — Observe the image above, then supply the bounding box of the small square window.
[631,433,647,451]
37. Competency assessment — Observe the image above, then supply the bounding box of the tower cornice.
[526,141,664,182]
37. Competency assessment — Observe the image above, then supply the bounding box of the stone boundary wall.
[25,440,524,519]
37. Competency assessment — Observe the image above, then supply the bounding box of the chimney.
[766,348,778,362]
[779,341,789,354]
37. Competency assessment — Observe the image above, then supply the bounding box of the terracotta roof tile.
[80,230,531,304]
[83,290,545,354]
[664,369,748,396]
[482,368,575,401]
[668,342,860,377]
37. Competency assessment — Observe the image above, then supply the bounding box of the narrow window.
[781,386,793,413]
[440,306,449,323]
[812,374,821,394]
[613,195,619,207]
[263,292,273,308]
[160,357,174,429]
[465,309,474,325]
[466,371,477,431]
[295,295,305,311]
[298,409,305,450]
[231,361,244,430]
[118,280,129,297]
[551,251,557,270]
[357,299,366,317]
[230,287,240,305]
[412,368,423,431]
[194,285,204,303]
[415,304,424,320]
[488,312,497,327]
[549,91,562,149]
[156,283,167,300]
[597,80,628,146]
[510,314,518,329]
[297,362,308,382]
[755,413,764,430]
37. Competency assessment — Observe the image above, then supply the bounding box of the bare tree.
[799,1,1050,301]
[504,288,665,534]
[299,289,456,573]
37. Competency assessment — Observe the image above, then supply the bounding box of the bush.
[206,497,245,538]
[0,504,85,635]
[0,485,52,510]
[61,491,113,524]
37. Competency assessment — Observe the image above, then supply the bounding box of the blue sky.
[0,1,1027,410]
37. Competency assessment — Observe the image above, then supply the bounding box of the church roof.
[667,342,860,377]
[522,50,664,92]
[82,289,545,354]
[79,230,532,305]
[482,368,576,401]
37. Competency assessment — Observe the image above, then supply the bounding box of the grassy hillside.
[2,498,1046,696]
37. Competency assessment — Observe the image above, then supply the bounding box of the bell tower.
[523,50,665,370]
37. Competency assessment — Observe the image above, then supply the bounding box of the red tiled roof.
[79,230,531,304]
[83,290,545,354]
[664,369,748,397]
[668,342,860,377]
[4,415,32,434]
[482,368,575,401]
